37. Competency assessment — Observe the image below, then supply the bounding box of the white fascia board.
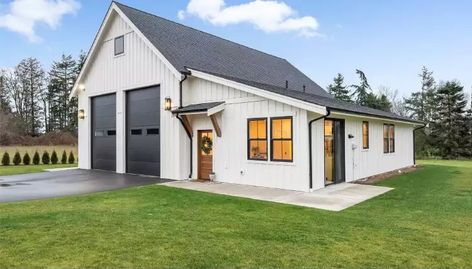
[207,103,225,116]
[188,69,327,115]
[330,111,423,126]
[70,3,182,99]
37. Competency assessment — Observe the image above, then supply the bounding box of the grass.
[0,163,77,176]
[1,145,77,165]
[0,160,470,268]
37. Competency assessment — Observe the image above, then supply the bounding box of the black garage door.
[91,94,116,171]
[126,86,160,176]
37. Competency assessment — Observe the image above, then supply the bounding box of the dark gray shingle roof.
[195,69,422,123]
[115,2,330,98]
[114,2,420,124]
[172,102,224,114]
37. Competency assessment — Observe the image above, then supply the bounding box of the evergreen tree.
[47,54,78,132]
[23,152,31,165]
[61,150,68,164]
[431,81,467,159]
[2,152,10,166]
[463,95,472,158]
[12,152,21,165]
[51,150,58,164]
[351,69,372,106]
[14,58,46,136]
[42,151,50,165]
[405,66,438,157]
[68,151,75,164]
[327,73,351,102]
[365,93,392,112]
[33,151,40,165]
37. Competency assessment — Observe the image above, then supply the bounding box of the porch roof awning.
[172,102,225,115]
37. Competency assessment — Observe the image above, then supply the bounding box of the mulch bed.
[354,165,423,185]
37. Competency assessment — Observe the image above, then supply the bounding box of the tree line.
[327,67,472,159]
[0,53,85,137]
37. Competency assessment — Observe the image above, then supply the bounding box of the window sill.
[114,53,126,58]
[246,160,296,166]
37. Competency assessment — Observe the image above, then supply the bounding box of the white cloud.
[0,0,80,42]
[178,0,319,37]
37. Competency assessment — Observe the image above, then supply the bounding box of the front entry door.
[198,130,213,180]
[324,119,345,185]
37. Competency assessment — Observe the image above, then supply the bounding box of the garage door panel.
[126,86,160,176]
[92,94,116,172]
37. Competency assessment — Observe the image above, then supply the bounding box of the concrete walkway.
[162,181,393,211]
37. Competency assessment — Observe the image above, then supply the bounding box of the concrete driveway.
[0,169,168,203]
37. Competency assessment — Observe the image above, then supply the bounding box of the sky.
[0,0,471,98]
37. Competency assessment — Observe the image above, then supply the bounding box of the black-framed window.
[362,121,369,149]
[383,124,395,153]
[114,35,124,56]
[271,117,293,162]
[248,118,267,160]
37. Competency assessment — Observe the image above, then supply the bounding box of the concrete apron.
[162,181,393,211]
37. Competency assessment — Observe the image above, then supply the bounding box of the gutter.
[308,108,330,190]
[176,71,192,179]
[413,123,427,165]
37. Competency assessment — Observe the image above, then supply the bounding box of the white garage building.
[71,2,423,192]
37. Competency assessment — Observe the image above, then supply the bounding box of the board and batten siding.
[341,117,414,182]
[184,77,312,191]
[77,11,189,180]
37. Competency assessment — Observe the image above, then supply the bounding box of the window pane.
[389,125,395,138]
[258,120,266,139]
[114,36,124,55]
[384,138,389,153]
[282,140,292,160]
[249,140,267,160]
[249,120,258,139]
[272,141,282,160]
[390,138,395,153]
[281,118,292,139]
[325,120,333,135]
[272,119,282,139]
[363,135,368,149]
[383,124,389,139]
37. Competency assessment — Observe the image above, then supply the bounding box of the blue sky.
[0,0,471,97]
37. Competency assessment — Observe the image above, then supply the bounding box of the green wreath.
[201,136,213,154]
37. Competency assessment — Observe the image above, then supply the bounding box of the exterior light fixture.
[78,84,86,91]
[78,109,86,120]
[164,97,172,111]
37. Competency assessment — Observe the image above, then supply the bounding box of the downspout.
[308,108,330,190]
[177,71,192,179]
[413,123,427,165]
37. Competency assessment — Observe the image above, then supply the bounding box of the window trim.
[114,35,124,56]
[383,124,395,154]
[270,116,293,162]
[247,118,268,161]
[362,121,369,149]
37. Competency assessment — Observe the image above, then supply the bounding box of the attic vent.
[114,35,124,56]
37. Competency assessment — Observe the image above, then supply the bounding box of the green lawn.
[0,160,470,268]
[0,164,77,176]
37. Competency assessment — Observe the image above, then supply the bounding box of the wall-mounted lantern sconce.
[348,134,354,139]
[78,84,86,92]
[78,109,86,120]
[164,97,172,111]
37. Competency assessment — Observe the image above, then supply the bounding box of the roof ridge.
[113,1,287,62]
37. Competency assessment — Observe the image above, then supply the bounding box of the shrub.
[23,153,31,165]
[13,152,21,165]
[68,151,75,164]
[33,151,40,165]
[1,152,10,166]
[51,150,58,164]
[61,150,67,164]
[42,151,50,165]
